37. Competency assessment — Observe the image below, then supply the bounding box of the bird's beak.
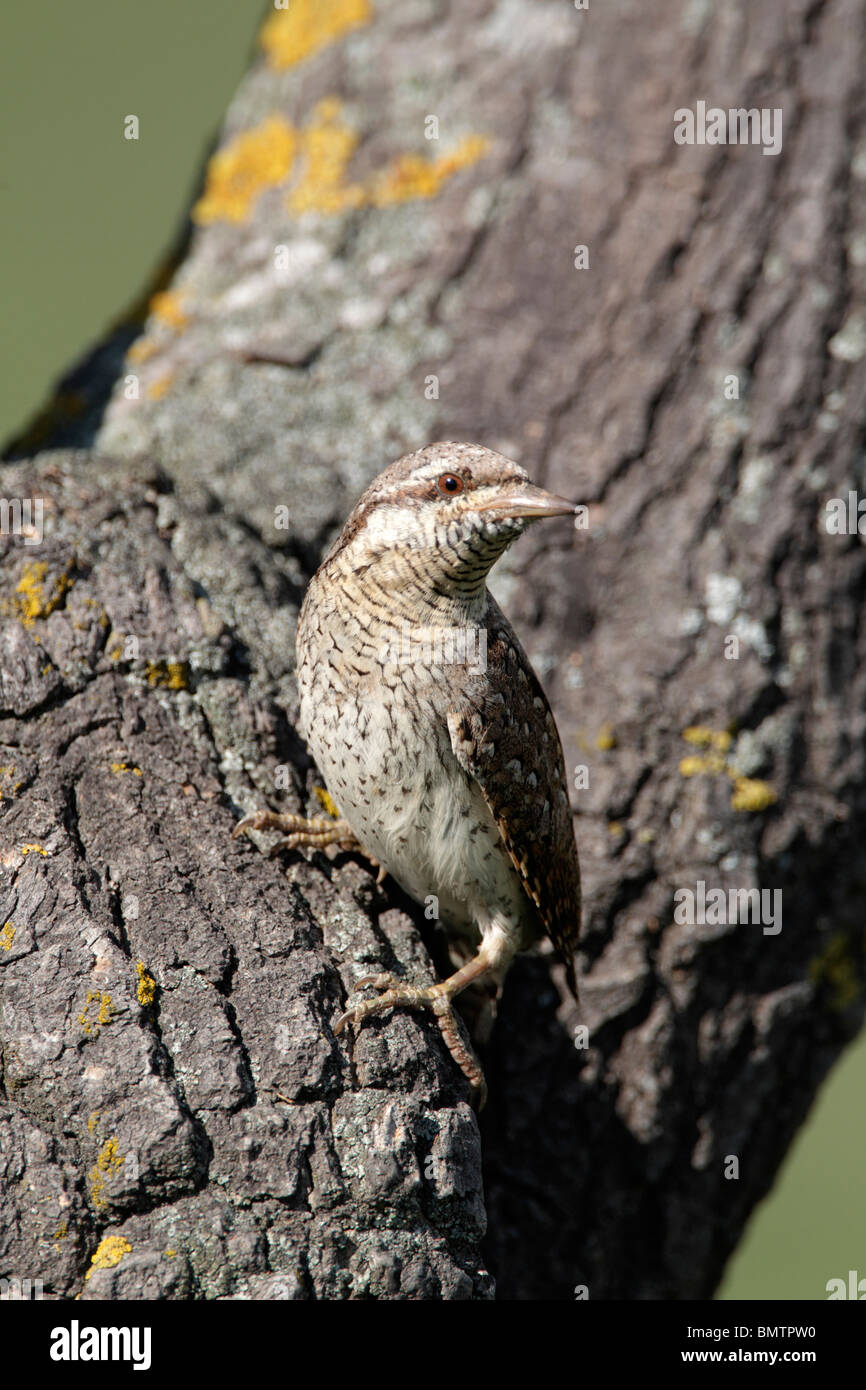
[476,484,577,521]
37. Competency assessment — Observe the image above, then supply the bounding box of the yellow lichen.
[679,753,727,777]
[96,1138,125,1174]
[54,1220,69,1241]
[0,921,15,951]
[286,100,365,215]
[79,596,109,627]
[164,1248,177,1259]
[136,961,157,1007]
[126,336,159,365]
[809,933,863,1013]
[607,821,625,837]
[682,725,733,753]
[260,0,371,71]
[88,1138,126,1211]
[313,785,341,818]
[289,102,489,217]
[84,1235,132,1279]
[10,559,75,628]
[21,843,48,856]
[147,374,174,400]
[729,776,777,813]
[87,1111,101,1134]
[149,289,188,332]
[594,721,618,751]
[192,101,490,226]
[678,728,777,813]
[193,115,298,224]
[110,762,143,776]
[368,136,491,207]
[145,659,189,690]
[78,990,114,1037]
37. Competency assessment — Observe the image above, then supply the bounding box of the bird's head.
[326,442,576,609]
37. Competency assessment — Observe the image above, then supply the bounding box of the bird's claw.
[233,809,386,879]
[334,972,414,1033]
[334,972,487,1106]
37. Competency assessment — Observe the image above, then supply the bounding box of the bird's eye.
[437,474,464,495]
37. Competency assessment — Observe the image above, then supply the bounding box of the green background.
[1,0,862,1301]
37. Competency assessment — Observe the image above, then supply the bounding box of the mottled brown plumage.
[235,442,581,1099]
[447,600,580,998]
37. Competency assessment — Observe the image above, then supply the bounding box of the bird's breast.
[296,597,538,949]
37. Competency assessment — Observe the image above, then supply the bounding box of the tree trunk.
[2,0,864,1300]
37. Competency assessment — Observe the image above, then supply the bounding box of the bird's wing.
[447,595,581,997]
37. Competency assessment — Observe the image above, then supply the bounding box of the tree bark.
[2,0,865,1300]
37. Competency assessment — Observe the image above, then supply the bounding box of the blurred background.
[1,0,862,1299]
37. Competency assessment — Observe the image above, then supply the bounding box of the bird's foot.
[232,810,386,880]
[233,809,357,852]
[336,972,487,1107]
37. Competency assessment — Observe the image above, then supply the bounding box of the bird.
[234,442,581,1101]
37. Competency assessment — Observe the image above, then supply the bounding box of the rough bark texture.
[2,0,865,1300]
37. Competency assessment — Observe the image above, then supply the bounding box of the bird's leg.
[336,946,507,1105]
[233,808,385,879]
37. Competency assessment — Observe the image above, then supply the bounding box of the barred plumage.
[236,441,581,1099]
